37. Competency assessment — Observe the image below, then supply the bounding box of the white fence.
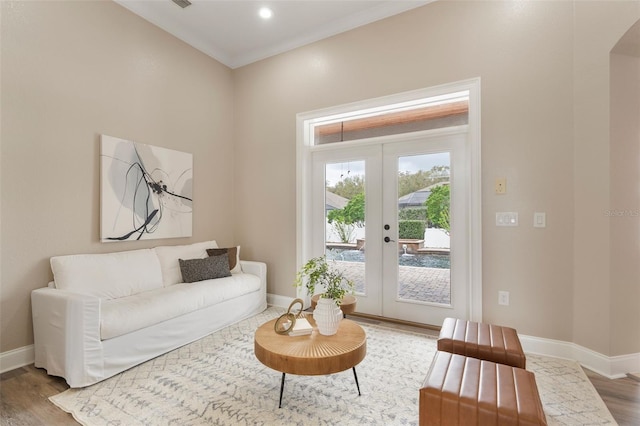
[326,221,450,249]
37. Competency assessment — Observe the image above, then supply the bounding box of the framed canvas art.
[100,135,193,242]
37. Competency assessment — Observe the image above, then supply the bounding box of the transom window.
[310,91,469,145]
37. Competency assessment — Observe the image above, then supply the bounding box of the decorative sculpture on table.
[274,298,311,336]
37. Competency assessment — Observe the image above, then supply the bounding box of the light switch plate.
[496,212,518,226]
[534,212,546,228]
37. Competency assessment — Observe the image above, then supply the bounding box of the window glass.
[313,99,468,145]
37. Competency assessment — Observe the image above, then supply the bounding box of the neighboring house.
[325,190,348,212]
[398,182,449,209]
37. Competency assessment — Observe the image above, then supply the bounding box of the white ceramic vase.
[314,297,343,336]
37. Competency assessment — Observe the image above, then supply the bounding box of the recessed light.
[259,7,273,20]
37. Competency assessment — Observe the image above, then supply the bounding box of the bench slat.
[438,318,526,369]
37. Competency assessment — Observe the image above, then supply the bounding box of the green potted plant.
[295,255,355,335]
[295,255,355,304]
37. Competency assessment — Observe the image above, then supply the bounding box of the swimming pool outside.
[327,248,450,269]
[328,255,451,305]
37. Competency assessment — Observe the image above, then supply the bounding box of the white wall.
[233,0,640,357]
[0,1,234,353]
[610,48,640,356]
[2,0,639,364]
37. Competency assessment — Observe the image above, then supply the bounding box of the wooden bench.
[438,317,526,369]
[420,351,547,425]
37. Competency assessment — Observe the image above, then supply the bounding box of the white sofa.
[31,240,267,388]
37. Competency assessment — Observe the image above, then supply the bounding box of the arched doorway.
[609,18,640,378]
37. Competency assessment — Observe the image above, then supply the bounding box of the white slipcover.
[100,273,261,340]
[32,241,267,388]
[50,249,163,299]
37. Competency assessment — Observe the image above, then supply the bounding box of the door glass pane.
[324,161,366,295]
[396,154,451,305]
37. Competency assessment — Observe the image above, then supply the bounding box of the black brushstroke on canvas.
[108,148,192,241]
[107,209,159,241]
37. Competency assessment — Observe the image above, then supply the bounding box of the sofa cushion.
[179,254,231,283]
[50,249,163,300]
[206,246,242,273]
[154,240,218,286]
[100,272,262,340]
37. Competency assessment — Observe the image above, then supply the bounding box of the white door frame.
[296,78,482,322]
[381,130,468,324]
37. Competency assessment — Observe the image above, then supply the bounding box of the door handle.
[384,236,395,243]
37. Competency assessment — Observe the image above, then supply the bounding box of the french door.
[310,128,470,326]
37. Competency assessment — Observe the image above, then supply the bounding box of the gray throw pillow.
[178,254,231,283]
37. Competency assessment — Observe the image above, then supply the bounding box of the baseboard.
[3,301,638,380]
[520,334,640,379]
[266,293,295,309]
[268,293,640,379]
[0,344,34,374]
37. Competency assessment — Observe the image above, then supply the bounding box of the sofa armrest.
[31,286,103,387]
[240,260,267,292]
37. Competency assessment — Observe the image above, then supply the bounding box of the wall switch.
[534,212,546,228]
[496,212,518,226]
[495,177,507,194]
[498,291,510,306]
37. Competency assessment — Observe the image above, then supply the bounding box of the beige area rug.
[50,307,616,425]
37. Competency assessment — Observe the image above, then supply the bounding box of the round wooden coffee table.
[254,315,366,408]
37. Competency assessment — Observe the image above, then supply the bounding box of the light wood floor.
[356,315,640,426]
[1,364,75,425]
[2,317,639,425]
[584,368,640,426]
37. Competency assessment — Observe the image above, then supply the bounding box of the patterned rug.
[50,307,615,425]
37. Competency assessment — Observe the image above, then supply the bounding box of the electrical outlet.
[498,291,510,306]
[534,212,546,228]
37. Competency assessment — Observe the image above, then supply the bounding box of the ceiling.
[115,0,430,69]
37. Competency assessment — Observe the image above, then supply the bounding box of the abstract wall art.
[100,135,193,242]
